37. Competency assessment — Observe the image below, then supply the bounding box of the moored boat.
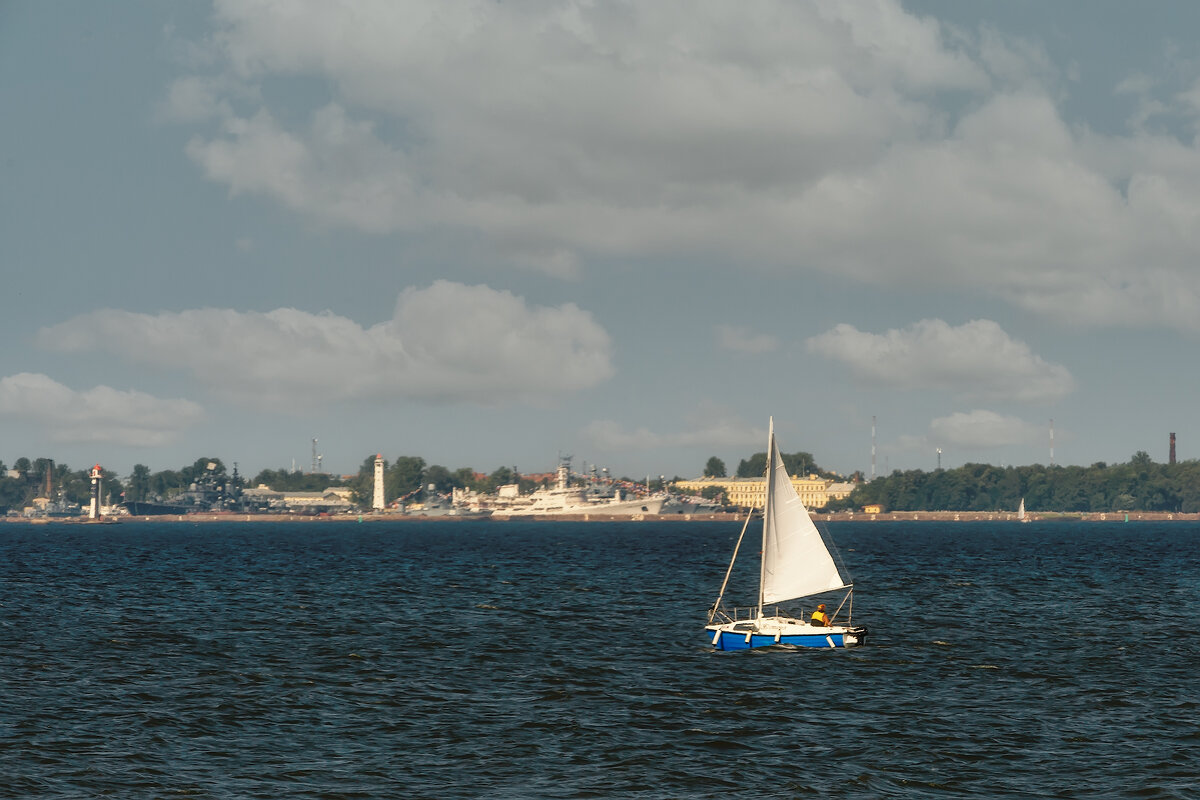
[491,460,665,517]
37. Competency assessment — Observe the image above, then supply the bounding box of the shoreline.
[817,510,1200,522]
[5,509,1199,524]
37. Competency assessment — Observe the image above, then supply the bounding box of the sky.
[4,0,1200,483]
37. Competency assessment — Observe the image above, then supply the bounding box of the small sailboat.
[1018,497,1029,523]
[705,419,867,650]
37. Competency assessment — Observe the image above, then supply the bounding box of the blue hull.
[709,630,859,650]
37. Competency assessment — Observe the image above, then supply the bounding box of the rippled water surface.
[2,520,1197,798]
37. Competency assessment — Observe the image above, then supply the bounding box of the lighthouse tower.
[89,464,103,519]
[373,454,385,511]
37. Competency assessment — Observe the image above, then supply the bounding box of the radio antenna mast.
[871,416,877,481]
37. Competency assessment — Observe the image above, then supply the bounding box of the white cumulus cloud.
[170,1,985,270]
[36,282,613,409]
[0,373,205,446]
[929,409,1044,449]
[160,0,1200,331]
[805,318,1074,403]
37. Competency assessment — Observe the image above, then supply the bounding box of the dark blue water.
[1,520,1196,798]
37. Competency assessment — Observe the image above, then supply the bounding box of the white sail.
[1018,497,1026,520]
[760,426,849,606]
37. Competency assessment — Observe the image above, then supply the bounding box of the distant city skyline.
[1,421,1178,485]
[4,1,1200,480]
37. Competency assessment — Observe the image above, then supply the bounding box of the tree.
[480,466,520,493]
[252,468,341,492]
[703,457,726,478]
[388,456,426,500]
[424,464,464,493]
[0,473,28,512]
[736,453,767,478]
[453,468,478,490]
[782,451,817,478]
[186,458,226,484]
[737,450,826,479]
[128,465,152,502]
[152,469,184,498]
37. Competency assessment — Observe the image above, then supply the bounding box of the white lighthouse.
[89,464,103,519]
[373,454,385,511]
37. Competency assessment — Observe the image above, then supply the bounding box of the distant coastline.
[818,510,1200,522]
[5,509,1199,523]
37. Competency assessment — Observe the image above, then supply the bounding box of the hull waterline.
[706,623,867,650]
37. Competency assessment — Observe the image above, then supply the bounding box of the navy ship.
[123,463,244,516]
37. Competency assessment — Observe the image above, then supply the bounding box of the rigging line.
[831,588,852,626]
[708,506,755,624]
[818,516,853,585]
[757,419,778,620]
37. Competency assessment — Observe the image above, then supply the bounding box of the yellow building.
[673,475,854,510]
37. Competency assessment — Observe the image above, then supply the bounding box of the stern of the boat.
[842,626,868,647]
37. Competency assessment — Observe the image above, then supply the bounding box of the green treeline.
[697,449,1200,513]
[705,451,838,480]
[831,451,1200,513]
[735,449,836,480]
[0,458,124,512]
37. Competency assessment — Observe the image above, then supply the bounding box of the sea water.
[1,520,1196,798]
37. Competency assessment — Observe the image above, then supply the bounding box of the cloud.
[929,409,1044,449]
[584,412,761,452]
[805,318,1074,403]
[0,373,205,446]
[165,1,1200,330]
[878,409,1045,464]
[36,282,613,409]
[185,105,419,235]
[159,75,237,123]
[172,1,985,269]
[786,91,1200,330]
[715,324,778,354]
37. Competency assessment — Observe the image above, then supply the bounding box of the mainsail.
[759,424,850,608]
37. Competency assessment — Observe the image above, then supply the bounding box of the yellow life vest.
[811,610,830,626]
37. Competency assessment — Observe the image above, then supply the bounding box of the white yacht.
[491,461,665,517]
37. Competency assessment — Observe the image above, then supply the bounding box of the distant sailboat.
[704,419,867,650]
[1018,497,1029,523]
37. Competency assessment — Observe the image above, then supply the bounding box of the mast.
[871,415,876,481]
[757,418,774,619]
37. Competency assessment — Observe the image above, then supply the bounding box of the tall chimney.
[1170,432,1177,465]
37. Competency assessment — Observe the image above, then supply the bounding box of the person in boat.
[810,603,831,627]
